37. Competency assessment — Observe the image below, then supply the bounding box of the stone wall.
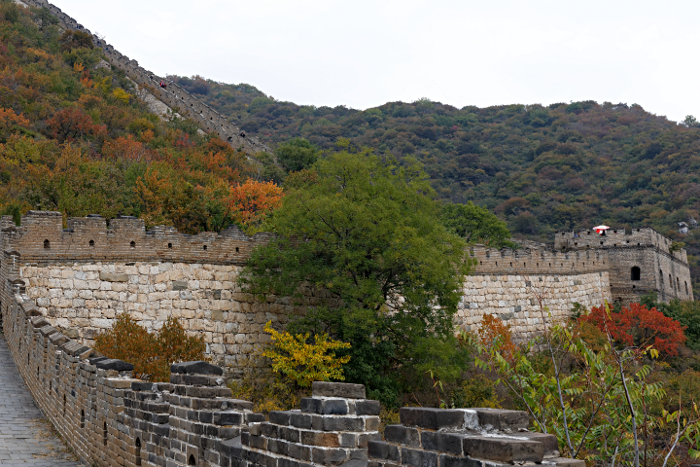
[368,407,583,467]
[18,0,270,156]
[554,228,693,303]
[0,211,338,374]
[3,286,582,467]
[457,272,611,342]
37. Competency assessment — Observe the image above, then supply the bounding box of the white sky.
[50,0,700,122]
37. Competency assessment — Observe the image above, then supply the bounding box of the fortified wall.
[2,287,584,467]
[18,0,270,155]
[0,211,341,373]
[555,227,693,304]
[2,212,690,369]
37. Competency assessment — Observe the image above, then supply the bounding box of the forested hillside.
[0,3,281,235]
[171,75,700,287]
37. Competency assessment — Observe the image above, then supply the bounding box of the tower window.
[44,239,50,249]
[631,267,641,281]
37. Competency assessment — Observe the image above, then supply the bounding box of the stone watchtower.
[555,228,693,304]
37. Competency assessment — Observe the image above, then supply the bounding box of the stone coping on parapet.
[1,211,274,266]
[18,0,271,155]
[555,226,688,259]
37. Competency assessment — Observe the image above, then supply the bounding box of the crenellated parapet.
[470,244,608,276]
[18,0,271,155]
[1,211,271,266]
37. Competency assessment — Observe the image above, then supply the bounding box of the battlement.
[1,211,270,265]
[470,244,607,275]
[554,227,687,262]
[19,0,271,155]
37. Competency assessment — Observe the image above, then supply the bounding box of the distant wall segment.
[19,0,271,155]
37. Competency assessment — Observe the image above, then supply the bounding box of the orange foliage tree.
[580,302,687,356]
[94,313,207,382]
[476,314,517,362]
[227,179,284,227]
[46,107,106,142]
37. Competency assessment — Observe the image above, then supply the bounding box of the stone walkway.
[0,336,84,466]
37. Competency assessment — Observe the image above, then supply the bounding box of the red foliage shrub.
[46,107,105,142]
[580,303,687,356]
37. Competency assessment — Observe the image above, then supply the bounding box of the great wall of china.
[16,0,270,155]
[0,3,695,466]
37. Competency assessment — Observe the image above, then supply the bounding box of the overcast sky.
[49,0,700,122]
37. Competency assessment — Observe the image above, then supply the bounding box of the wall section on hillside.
[458,272,611,342]
[19,0,270,155]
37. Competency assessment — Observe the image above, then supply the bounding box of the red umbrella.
[593,225,610,235]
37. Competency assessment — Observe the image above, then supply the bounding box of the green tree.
[440,201,513,248]
[241,150,471,405]
[275,138,319,173]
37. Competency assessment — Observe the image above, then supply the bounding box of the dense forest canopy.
[171,75,700,292]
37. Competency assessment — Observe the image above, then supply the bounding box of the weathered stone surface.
[399,408,476,430]
[99,271,129,282]
[474,408,529,431]
[171,360,224,375]
[94,358,134,371]
[384,425,420,448]
[462,436,543,463]
[313,381,367,399]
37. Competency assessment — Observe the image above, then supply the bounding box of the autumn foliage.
[94,313,207,382]
[476,314,517,362]
[0,3,284,233]
[262,320,351,387]
[580,302,687,356]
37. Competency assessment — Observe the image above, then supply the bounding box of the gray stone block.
[172,280,188,290]
[399,408,474,430]
[549,458,586,467]
[313,381,366,399]
[356,400,381,415]
[313,447,348,465]
[401,447,437,467]
[269,411,291,426]
[95,358,134,371]
[384,425,420,447]
[368,441,400,462]
[301,397,349,415]
[511,432,559,456]
[473,408,529,431]
[170,361,223,376]
[462,436,543,463]
[439,454,482,467]
[421,432,463,455]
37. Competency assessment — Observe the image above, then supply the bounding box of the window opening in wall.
[203,245,207,251]
[236,247,240,253]
[63,394,66,416]
[80,410,85,429]
[686,281,689,295]
[103,422,107,446]
[168,243,173,249]
[189,455,196,465]
[130,241,136,248]
[677,277,680,291]
[660,270,664,284]
[670,274,673,289]
[631,267,641,281]
[135,438,142,466]
[49,380,52,392]
[509,262,512,267]
[44,239,50,249]
[479,261,482,265]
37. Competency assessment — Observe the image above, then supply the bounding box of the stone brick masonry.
[2,290,583,466]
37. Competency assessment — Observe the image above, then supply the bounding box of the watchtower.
[555,228,693,304]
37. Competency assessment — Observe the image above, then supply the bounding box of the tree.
[241,150,471,405]
[581,302,687,356]
[440,201,513,247]
[275,138,319,173]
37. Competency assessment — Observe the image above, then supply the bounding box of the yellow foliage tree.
[262,321,351,387]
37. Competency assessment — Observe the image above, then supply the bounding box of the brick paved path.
[0,336,84,466]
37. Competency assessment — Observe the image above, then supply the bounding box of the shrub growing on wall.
[94,313,207,382]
